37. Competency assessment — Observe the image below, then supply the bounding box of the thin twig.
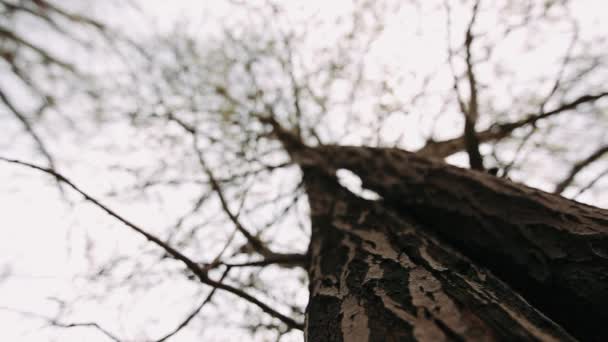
[573,168,608,198]
[0,89,56,171]
[154,266,232,342]
[0,306,121,342]
[0,156,303,330]
[0,26,75,71]
[554,145,608,194]
[417,91,608,158]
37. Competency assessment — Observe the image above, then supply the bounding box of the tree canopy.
[1,1,607,341]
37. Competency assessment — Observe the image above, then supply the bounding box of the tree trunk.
[263,119,607,340]
[314,145,608,341]
[303,167,575,341]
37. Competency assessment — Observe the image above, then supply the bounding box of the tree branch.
[0,157,303,330]
[222,253,308,268]
[0,306,121,342]
[574,167,608,198]
[168,113,303,264]
[309,144,608,341]
[154,266,232,342]
[554,144,608,194]
[0,25,75,71]
[0,89,56,171]
[462,0,484,170]
[201,158,275,258]
[417,91,608,158]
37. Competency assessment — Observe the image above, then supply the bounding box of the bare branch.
[34,0,105,30]
[554,145,608,194]
[0,25,75,71]
[501,126,536,177]
[46,322,121,342]
[537,16,579,113]
[462,0,484,170]
[0,89,56,170]
[167,114,276,258]
[223,253,308,268]
[0,157,304,330]
[166,112,306,267]
[443,0,468,116]
[417,91,608,158]
[154,266,232,342]
[279,32,303,139]
[574,167,608,198]
[442,0,483,170]
[0,306,121,342]
[203,159,275,258]
[0,1,89,46]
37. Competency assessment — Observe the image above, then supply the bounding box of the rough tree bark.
[263,118,608,341]
[302,166,576,341]
[314,145,608,342]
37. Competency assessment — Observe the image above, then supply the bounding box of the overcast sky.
[1,1,607,341]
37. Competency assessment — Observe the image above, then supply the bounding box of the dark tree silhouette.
[1,1,608,341]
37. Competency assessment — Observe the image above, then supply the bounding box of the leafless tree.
[1,0,608,341]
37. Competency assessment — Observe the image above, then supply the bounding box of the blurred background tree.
[1,0,607,341]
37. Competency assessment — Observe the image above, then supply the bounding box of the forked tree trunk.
[313,145,608,341]
[264,119,607,341]
[303,167,575,341]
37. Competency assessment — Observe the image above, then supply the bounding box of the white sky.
[1,0,607,341]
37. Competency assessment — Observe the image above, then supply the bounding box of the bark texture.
[315,145,608,342]
[263,118,607,341]
[303,168,576,342]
